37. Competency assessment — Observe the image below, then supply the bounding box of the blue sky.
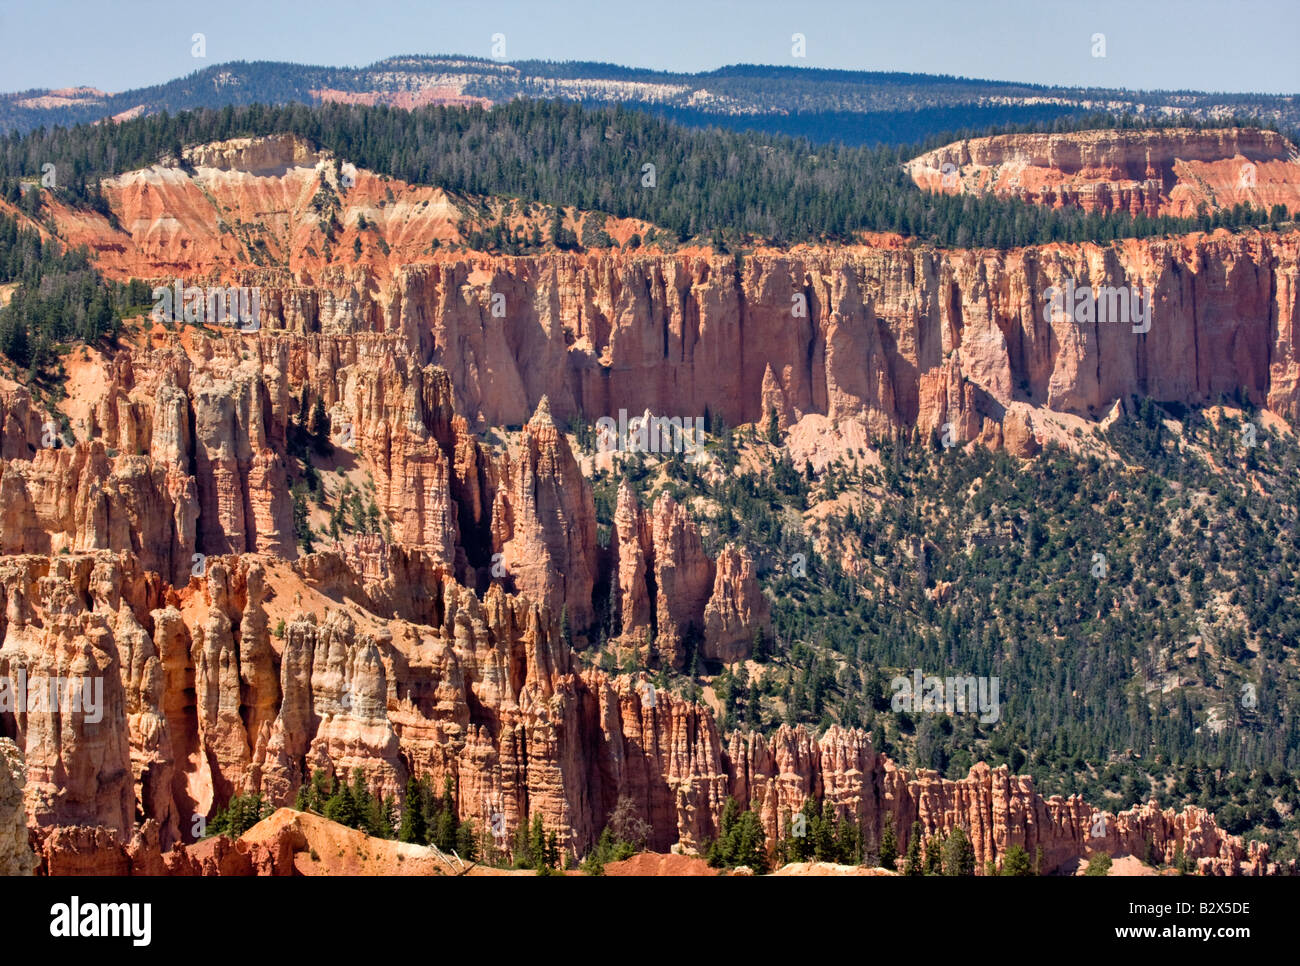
[1,0,1296,95]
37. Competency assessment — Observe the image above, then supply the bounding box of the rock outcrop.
[609,490,770,667]
[0,554,137,836]
[702,545,770,663]
[648,494,714,669]
[0,738,35,874]
[2,137,1294,877]
[493,397,598,631]
[1,550,1275,876]
[37,139,1300,452]
[906,127,1300,218]
[725,724,1277,876]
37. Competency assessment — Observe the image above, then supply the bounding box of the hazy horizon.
[1,0,1296,97]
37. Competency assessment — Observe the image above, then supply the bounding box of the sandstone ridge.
[0,549,1278,876]
[907,127,1300,218]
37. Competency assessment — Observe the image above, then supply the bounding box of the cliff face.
[0,549,1278,875]
[385,238,1300,443]
[242,236,1298,451]
[609,485,771,667]
[493,397,598,631]
[41,139,1300,454]
[906,128,1300,218]
[0,738,35,874]
[3,139,1296,876]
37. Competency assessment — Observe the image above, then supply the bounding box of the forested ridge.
[0,97,1296,862]
[0,209,150,382]
[1,100,1290,381]
[1,100,1292,254]
[5,54,1298,138]
[587,399,1300,863]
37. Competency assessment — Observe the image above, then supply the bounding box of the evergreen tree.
[1084,852,1112,876]
[879,817,898,871]
[1000,845,1034,876]
[528,815,546,869]
[207,792,270,838]
[923,833,944,875]
[941,826,976,876]
[431,776,459,851]
[397,775,426,843]
[455,820,478,861]
[512,819,533,869]
[322,772,359,829]
[903,822,924,875]
[310,396,330,442]
[706,797,769,873]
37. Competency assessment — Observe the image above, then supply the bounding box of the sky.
[0,0,1296,96]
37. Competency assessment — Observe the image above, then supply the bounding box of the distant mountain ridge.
[3,54,1297,144]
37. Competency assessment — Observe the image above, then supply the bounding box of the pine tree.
[207,792,269,838]
[941,826,976,876]
[1000,844,1034,876]
[879,817,898,871]
[511,818,532,868]
[903,822,924,875]
[323,781,357,828]
[310,396,330,440]
[706,797,768,873]
[733,811,769,873]
[397,775,426,843]
[530,814,547,870]
[789,801,814,862]
[455,819,478,861]
[430,776,459,851]
[1084,852,1112,876]
[434,809,457,852]
[924,833,944,875]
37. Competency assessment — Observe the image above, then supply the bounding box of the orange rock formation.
[3,134,1295,876]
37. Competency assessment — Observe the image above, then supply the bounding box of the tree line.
[2,100,1291,257]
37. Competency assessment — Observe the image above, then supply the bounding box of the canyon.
[1,133,1296,874]
[33,135,1300,462]
[0,546,1279,876]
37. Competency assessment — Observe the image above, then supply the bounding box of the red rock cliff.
[0,551,1278,875]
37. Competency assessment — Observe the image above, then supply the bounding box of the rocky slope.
[0,738,35,874]
[0,537,1279,875]
[907,128,1300,218]
[30,135,1300,465]
[2,134,1297,875]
